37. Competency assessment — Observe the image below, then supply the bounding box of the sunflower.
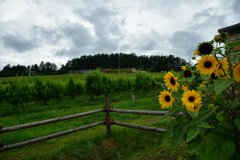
[158,90,175,109]
[220,32,228,42]
[214,35,221,42]
[186,103,202,112]
[221,73,230,81]
[193,50,199,56]
[182,85,188,91]
[198,91,206,97]
[198,42,214,55]
[233,64,240,82]
[215,58,229,76]
[198,81,206,88]
[183,70,192,78]
[181,90,202,109]
[164,72,180,92]
[196,55,218,76]
[209,93,216,101]
[181,66,187,70]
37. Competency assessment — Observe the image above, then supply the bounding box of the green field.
[0,72,187,160]
[0,72,170,85]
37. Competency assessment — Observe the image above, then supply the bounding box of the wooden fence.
[0,94,183,152]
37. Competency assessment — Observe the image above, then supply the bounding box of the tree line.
[0,61,58,77]
[0,53,189,77]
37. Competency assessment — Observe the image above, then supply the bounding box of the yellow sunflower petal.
[196,55,218,76]
[193,50,199,56]
[159,90,175,109]
[164,72,180,92]
[181,90,202,108]
[186,103,202,112]
[215,58,229,76]
[182,85,188,91]
[233,64,240,82]
[181,66,187,70]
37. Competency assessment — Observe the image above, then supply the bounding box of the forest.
[0,53,189,77]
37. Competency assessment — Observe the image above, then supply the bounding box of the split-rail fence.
[0,94,183,152]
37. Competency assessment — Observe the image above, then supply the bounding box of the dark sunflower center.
[219,64,222,69]
[183,70,192,78]
[199,43,213,55]
[211,73,218,79]
[170,77,176,85]
[165,95,171,102]
[188,96,195,102]
[204,61,212,68]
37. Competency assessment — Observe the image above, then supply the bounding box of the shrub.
[134,71,152,94]
[85,69,103,99]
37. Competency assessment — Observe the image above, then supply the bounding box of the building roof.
[218,23,240,35]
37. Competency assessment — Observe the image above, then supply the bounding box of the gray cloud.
[232,0,240,13]
[170,31,202,59]
[31,25,63,43]
[2,34,38,52]
[0,0,239,71]
[62,23,93,47]
[54,6,125,56]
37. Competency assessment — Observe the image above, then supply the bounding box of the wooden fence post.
[0,113,2,148]
[0,123,2,148]
[105,94,111,136]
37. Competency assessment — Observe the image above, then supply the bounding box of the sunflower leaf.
[230,100,240,109]
[234,119,240,130]
[190,109,213,126]
[186,129,199,142]
[160,107,179,123]
[214,78,235,95]
[173,124,187,150]
[187,75,195,82]
[205,134,235,160]
[227,40,240,49]
[200,122,213,129]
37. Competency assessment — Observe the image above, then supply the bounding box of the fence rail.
[0,108,105,133]
[111,121,167,133]
[0,94,182,152]
[0,121,105,152]
[111,109,184,116]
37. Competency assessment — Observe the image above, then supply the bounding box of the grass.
[0,72,187,160]
[0,92,187,159]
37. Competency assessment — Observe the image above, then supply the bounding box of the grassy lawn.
[0,89,187,160]
[0,72,187,159]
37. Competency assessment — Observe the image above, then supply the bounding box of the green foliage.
[101,75,113,94]
[6,80,20,105]
[0,85,4,103]
[75,82,84,96]
[214,78,235,95]
[32,76,49,104]
[134,71,152,94]
[85,69,103,99]
[66,76,76,99]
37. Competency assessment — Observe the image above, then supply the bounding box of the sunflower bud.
[214,35,221,42]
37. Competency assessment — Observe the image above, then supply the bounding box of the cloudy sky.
[0,0,239,70]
